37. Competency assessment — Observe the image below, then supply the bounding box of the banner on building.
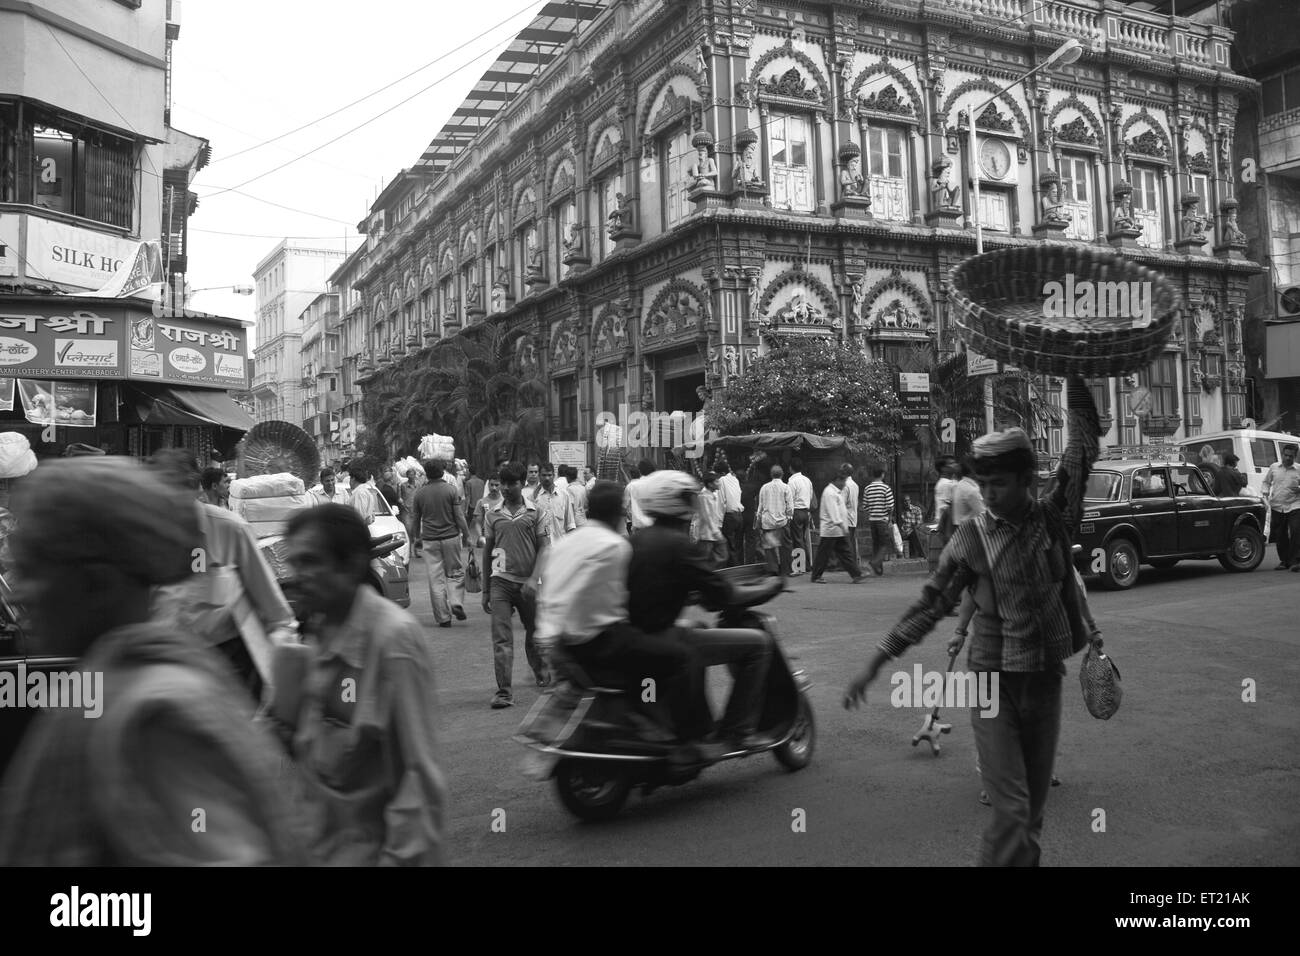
[91,240,164,300]
[965,351,999,376]
[0,377,13,412]
[23,218,142,291]
[16,379,98,427]
[0,216,20,278]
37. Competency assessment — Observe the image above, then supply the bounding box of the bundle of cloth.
[229,473,316,539]
[418,433,455,462]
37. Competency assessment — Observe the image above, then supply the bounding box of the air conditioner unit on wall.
[1278,286,1300,317]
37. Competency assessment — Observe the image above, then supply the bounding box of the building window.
[1058,155,1095,241]
[420,291,431,331]
[557,375,578,439]
[16,114,135,229]
[1141,354,1179,417]
[594,173,621,260]
[661,128,692,227]
[866,126,909,222]
[439,277,453,327]
[977,188,1012,233]
[600,364,625,412]
[1261,67,1300,117]
[1132,166,1164,249]
[1090,379,1112,420]
[768,113,815,212]
[461,263,477,322]
[553,201,574,276]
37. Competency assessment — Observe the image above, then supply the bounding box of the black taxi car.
[1074,455,1267,590]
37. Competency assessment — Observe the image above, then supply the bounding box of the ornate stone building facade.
[351,0,1260,462]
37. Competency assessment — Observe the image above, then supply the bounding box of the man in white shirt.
[522,462,541,503]
[810,472,863,583]
[933,455,958,545]
[563,465,588,527]
[786,458,815,575]
[840,463,861,567]
[950,460,986,527]
[536,481,701,740]
[1262,442,1300,570]
[756,464,794,576]
[347,462,386,526]
[715,460,745,566]
[533,461,577,544]
[311,468,350,506]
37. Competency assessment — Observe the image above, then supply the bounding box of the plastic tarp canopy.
[125,384,255,431]
[705,432,861,452]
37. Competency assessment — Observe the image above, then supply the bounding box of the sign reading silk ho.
[595,406,717,459]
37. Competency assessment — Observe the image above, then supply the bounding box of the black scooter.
[514,566,815,822]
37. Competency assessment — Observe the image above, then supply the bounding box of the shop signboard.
[548,441,588,472]
[0,300,248,389]
[16,379,97,427]
[23,217,142,291]
[897,372,931,440]
[0,215,20,278]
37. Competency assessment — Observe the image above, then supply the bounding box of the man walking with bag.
[413,459,471,629]
[844,377,1102,867]
[861,469,895,577]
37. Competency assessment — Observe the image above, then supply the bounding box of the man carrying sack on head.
[844,377,1102,867]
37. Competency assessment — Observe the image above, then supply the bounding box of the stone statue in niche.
[1039,172,1070,223]
[735,137,762,186]
[1221,200,1247,244]
[526,231,544,279]
[747,275,761,319]
[851,277,867,317]
[724,346,739,378]
[1180,194,1207,240]
[1111,183,1138,232]
[839,152,866,198]
[563,221,584,256]
[930,157,960,208]
[607,194,624,238]
[686,131,719,190]
[465,281,481,309]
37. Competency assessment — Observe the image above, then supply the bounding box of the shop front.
[0,294,253,460]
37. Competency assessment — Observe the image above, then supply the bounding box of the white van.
[1175,429,1300,499]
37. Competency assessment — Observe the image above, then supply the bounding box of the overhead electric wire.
[197,9,546,200]
[203,0,542,167]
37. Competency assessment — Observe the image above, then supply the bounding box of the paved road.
[410,554,1300,866]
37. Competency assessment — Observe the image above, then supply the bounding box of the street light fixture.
[190,285,255,295]
[968,38,1083,255]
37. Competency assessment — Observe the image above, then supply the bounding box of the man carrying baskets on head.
[844,377,1102,867]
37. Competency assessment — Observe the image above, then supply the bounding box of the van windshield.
[1184,438,1233,467]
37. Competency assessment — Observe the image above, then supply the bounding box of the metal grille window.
[26,115,135,230]
[1141,354,1179,417]
[661,128,692,227]
[557,375,578,440]
[601,364,625,412]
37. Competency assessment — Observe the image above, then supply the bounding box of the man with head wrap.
[845,378,1102,867]
[0,459,305,865]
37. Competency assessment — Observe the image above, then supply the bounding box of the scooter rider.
[627,469,784,751]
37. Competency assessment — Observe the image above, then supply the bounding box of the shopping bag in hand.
[1079,638,1122,719]
[891,522,904,557]
[465,552,482,594]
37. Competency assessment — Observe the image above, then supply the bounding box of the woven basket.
[948,246,1179,378]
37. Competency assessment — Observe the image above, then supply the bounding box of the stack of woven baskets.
[947,246,1179,378]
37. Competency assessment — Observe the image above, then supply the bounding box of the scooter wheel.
[554,759,632,822]
[773,693,815,771]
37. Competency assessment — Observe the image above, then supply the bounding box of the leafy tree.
[704,336,904,461]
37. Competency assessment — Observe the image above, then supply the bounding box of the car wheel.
[1218,525,1265,573]
[1101,538,1140,590]
[1148,558,1179,569]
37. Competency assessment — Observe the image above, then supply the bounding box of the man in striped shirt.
[844,377,1102,867]
[860,469,895,576]
[482,462,550,708]
[755,464,793,576]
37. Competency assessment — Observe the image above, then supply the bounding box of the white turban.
[971,427,1034,459]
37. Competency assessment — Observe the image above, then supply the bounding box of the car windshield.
[1084,472,1123,502]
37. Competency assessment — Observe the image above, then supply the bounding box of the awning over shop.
[707,432,860,452]
[123,383,255,431]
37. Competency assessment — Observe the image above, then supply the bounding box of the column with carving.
[563,116,592,275]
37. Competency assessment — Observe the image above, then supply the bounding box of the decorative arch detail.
[639,64,703,139]
[420,258,435,288]
[403,274,417,301]
[940,77,1032,139]
[748,41,831,105]
[851,62,925,122]
[460,226,478,259]
[757,267,839,322]
[588,121,624,173]
[548,154,576,199]
[439,243,454,273]
[1048,94,1105,147]
[642,279,710,344]
[550,316,584,370]
[860,272,934,330]
[1121,108,1173,159]
[513,183,537,223]
[591,298,633,360]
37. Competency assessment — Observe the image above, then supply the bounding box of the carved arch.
[549,315,585,371]
[638,64,703,140]
[513,183,537,223]
[642,279,711,345]
[420,258,435,289]
[1121,107,1173,158]
[371,297,387,325]
[588,120,624,173]
[851,61,926,123]
[748,40,831,105]
[403,274,417,301]
[940,77,1032,139]
[591,299,633,361]
[460,224,478,259]
[860,272,934,327]
[547,153,576,199]
[757,267,840,320]
[439,243,454,273]
[1048,94,1105,146]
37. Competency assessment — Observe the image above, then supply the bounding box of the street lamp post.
[965,39,1082,432]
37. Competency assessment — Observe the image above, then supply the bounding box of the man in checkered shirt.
[844,377,1101,867]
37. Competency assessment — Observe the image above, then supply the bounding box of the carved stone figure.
[1039,173,1070,224]
[851,276,867,316]
[839,155,866,198]
[930,158,960,208]
[686,131,719,190]
[724,346,739,378]
[735,137,761,187]
[1221,200,1247,244]
[747,275,761,318]
[563,221,584,256]
[465,282,481,309]
[1180,195,1207,240]
[1111,183,1138,232]
[526,231,544,278]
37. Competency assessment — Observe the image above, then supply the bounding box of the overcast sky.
[173,0,547,326]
